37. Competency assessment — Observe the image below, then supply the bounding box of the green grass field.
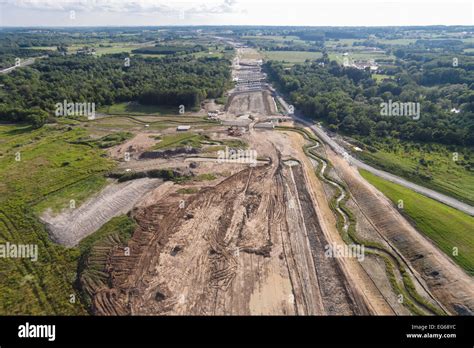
[94,45,137,56]
[263,50,322,64]
[67,42,149,56]
[358,142,474,205]
[99,102,181,116]
[262,51,322,64]
[0,124,116,314]
[360,169,474,275]
[372,74,394,83]
[374,39,418,45]
[33,175,107,215]
[328,51,393,64]
[243,35,303,42]
[324,39,364,48]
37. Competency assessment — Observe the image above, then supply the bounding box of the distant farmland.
[263,50,322,63]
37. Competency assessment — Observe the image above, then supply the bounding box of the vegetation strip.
[359,169,474,275]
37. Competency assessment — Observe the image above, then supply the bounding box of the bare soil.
[41,178,162,246]
[327,148,474,315]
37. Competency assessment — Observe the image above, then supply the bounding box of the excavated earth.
[327,148,474,315]
[89,131,371,315]
[79,47,472,316]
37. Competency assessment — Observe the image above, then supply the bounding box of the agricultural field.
[372,74,394,83]
[263,50,322,64]
[23,46,58,51]
[324,39,365,48]
[328,51,394,64]
[360,169,474,275]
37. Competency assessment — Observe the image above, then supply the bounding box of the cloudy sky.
[0,0,473,27]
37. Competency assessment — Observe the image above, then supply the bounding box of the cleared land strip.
[0,56,46,74]
[41,178,162,246]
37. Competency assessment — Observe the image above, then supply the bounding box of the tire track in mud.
[287,162,359,315]
[277,126,447,316]
[89,145,358,315]
[280,163,324,315]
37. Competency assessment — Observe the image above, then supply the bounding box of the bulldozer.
[227,126,242,136]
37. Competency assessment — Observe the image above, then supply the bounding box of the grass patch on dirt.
[153,133,205,150]
[152,133,222,151]
[33,175,108,215]
[360,169,474,275]
[78,215,136,255]
[194,173,217,181]
[69,131,133,149]
[90,132,134,148]
[215,95,228,105]
[201,139,248,154]
[177,187,199,194]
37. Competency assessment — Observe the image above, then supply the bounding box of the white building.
[177,125,191,131]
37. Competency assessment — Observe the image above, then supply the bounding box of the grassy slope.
[360,169,474,275]
[358,143,474,206]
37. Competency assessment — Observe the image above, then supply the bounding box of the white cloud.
[1,0,472,26]
[3,0,241,15]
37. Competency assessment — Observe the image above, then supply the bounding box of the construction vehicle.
[227,126,242,136]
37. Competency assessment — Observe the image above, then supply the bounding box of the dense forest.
[0,54,231,127]
[265,55,474,147]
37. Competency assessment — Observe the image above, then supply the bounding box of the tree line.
[0,54,232,127]
[265,58,474,146]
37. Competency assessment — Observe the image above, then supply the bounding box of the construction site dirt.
[89,132,370,315]
[77,47,472,316]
